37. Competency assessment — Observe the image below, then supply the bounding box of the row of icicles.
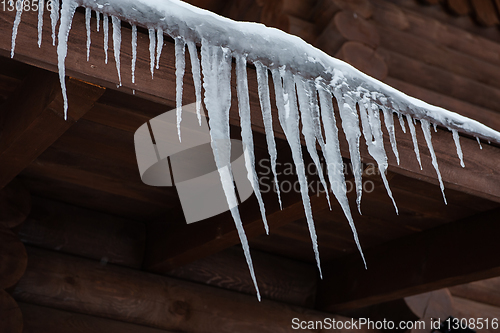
[10,1,483,301]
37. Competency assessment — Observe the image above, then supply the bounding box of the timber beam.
[316,207,500,313]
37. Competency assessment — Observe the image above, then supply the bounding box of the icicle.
[57,0,78,120]
[148,28,156,78]
[175,37,186,142]
[85,8,91,61]
[333,89,364,214]
[50,0,59,46]
[405,113,422,170]
[317,84,366,268]
[421,120,447,205]
[381,107,400,165]
[187,41,202,125]
[452,129,465,167]
[112,16,122,86]
[156,28,163,70]
[295,76,331,209]
[37,0,45,48]
[358,99,398,214]
[11,1,23,58]
[131,25,137,84]
[235,54,269,234]
[433,123,438,132]
[476,137,483,150]
[103,14,109,64]
[96,11,100,32]
[201,41,261,301]
[397,112,406,133]
[255,61,282,209]
[272,68,323,278]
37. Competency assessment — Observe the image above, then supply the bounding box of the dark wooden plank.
[336,41,388,80]
[0,179,31,229]
[316,207,500,312]
[12,246,373,333]
[0,291,22,333]
[449,276,500,308]
[0,227,27,289]
[470,0,500,26]
[447,0,471,15]
[20,302,175,333]
[18,196,146,269]
[0,67,105,190]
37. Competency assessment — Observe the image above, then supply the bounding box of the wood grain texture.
[0,227,27,289]
[0,179,31,229]
[18,196,145,269]
[0,291,22,333]
[470,0,499,26]
[447,0,471,15]
[452,296,500,333]
[20,303,174,333]
[316,208,500,312]
[0,66,105,190]
[336,41,388,80]
[449,276,500,308]
[13,247,374,333]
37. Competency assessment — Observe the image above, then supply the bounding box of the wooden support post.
[316,208,500,312]
[0,67,105,189]
[13,247,373,333]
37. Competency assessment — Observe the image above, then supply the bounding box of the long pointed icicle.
[255,61,282,209]
[397,112,406,134]
[201,41,261,301]
[175,37,186,142]
[476,137,483,150]
[317,84,366,268]
[295,76,331,209]
[421,119,447,205]
[37,0,45,48]
[111,16,122,86]
[11,2,23,58]
[50,0,59,46]
[333,89,364,214]
[103,14,109,64]
[57,0,78,120]
[85,8,91,61]
[235,54,269,234]
[156,28,164,70]
[406,113,422,170]
[273,68,323,278]
[96,11,100,32]
[187,41,202,125]
[131,25,137,84]
[452,129,465,167]
[358,99,398,214]
[148,28,156,78]
[382,107,400,164]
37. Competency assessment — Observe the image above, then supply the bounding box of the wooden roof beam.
[0,66,105,189]
[316,207,500,313]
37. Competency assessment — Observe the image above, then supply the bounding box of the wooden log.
[0,179,31,229]
[371,0,410,30]
[0,291,22,333]
[18,196,145,269]
[378,47,500,113]
[12,247,374,333]
[470,0,499,26]
[331,0,374,19]
[452,296,500,333]
[0,227,27,289]
[375,19,500,92]
[287,15,319,44]
[373,0,500,68]
[20,303,174,333]
[315,10,379,55]
[335,41,388,80]
[385,77,500,132]
[316,208,500,313]
[446,0,471,15]
[310,0,342,32]
[449,276,500,308]
[0,67,105,190]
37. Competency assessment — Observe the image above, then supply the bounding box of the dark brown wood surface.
[0,291,22,333]
[12,247,371,333]
[316,207,500,312]
[0,179,31,229]
[0,227,27,289]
